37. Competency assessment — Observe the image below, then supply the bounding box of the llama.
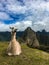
[7,27,22,56]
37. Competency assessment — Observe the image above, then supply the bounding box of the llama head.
[10,27,17,36]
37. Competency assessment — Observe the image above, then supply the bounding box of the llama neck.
[11,33,16,41]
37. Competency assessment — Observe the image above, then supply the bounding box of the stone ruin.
[6,27,22,56]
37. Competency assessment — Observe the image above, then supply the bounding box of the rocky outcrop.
[22,27,39,48]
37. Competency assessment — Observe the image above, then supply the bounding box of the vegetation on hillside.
[0,42,49,65]
[0,27,49,47]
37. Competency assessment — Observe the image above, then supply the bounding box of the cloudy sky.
[0,0,49,31]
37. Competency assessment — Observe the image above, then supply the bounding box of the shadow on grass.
[1,49,9,57]
[1,49,23,57]
[27,44,49,53]
[38,45,49,53]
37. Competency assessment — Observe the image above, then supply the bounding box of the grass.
[0,42,49,65]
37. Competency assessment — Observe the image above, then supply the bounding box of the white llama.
[7,27,22,56]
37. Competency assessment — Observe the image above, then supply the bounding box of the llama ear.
[10,27,14,30]
[16,29,17,31]
[14,29,17,31]
[10,27,11,29]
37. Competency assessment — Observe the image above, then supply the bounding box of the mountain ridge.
[0,27,49,46]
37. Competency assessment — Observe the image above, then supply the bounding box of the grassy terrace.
[0,42,49,65]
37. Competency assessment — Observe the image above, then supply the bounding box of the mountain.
[36,30,49,46]
[22,27,39,48]
[0,27,49,47]
[0,31,11,41]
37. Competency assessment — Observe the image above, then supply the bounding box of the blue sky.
[0,0,49,31]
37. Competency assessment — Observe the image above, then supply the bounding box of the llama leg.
[7,42,13,56]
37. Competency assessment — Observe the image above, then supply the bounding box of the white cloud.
[9,21,32,31]
[0,0,49,31]
[0,19,49,32]
[6,4,26,14]
[32,17,49,32]
[0,12,13,20]
[0,22,9,31]
[0,21,32,31]
[34,21,46,26]
[0,0,49,14]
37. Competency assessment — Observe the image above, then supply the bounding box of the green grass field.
[0,42,49,65]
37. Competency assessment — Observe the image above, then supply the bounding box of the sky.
[0,0,49,31]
